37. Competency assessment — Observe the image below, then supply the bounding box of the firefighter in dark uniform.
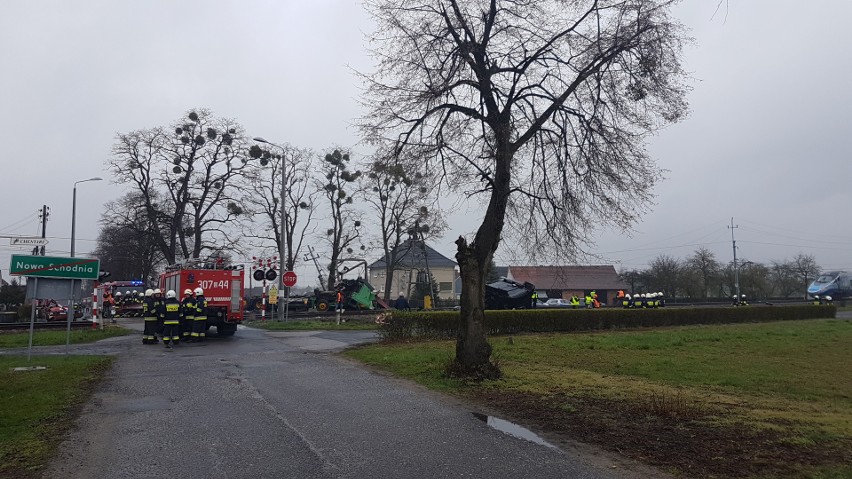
[162,290,181,349]
[152,288,165,340]
[181,289,195,342]
[191,287,207,342]
[142,289,158,344]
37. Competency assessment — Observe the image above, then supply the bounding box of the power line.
[740,217,852,242]
[739,240,850,251]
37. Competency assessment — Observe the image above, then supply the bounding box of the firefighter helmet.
[184,289,193,296]
[115,292,122,297]
[153,288,162,295]
[145,289,153,297]
[166,290,176,299]
[825,295,832,301]
[194,287,204,296]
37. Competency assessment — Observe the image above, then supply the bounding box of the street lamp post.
[70,176,102,333]
[253,137,287,298]
[71,177,103,258]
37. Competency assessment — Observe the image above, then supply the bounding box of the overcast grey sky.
[2,1,851,287]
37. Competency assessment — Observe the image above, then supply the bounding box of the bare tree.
[739,261,771,300]
[360,154,444,300]
[109,109,251,264]
[619,269,649,295]
[239,143,318,273]
[646,254,682,298]
[319,149,364,290]
[768,260,795,298]
[361,0,689,374]
[789,253,821,299]
[93,193,165,284]
[685,247,720,299]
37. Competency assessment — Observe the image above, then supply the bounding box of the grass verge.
[244,319,376,331]
[0,355,115,478]
[345,319,852,478]
[0,325,132,349]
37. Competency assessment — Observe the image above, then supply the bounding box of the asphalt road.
[30,320,666,479]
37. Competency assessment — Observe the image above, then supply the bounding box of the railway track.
[0,320,96,331]
[244,308,386,321]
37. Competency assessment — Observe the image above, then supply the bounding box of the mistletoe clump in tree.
[320,149,364,290]
[109,109,253,264]
[240,142,318,274]
[361,155,444,300]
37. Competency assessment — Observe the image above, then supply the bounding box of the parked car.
[541,298,572,307]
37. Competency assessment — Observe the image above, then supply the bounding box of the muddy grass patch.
[467,388,852,478]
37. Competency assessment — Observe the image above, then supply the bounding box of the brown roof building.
[507,265,627,305]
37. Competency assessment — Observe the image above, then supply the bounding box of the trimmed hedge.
[377,305,838,341]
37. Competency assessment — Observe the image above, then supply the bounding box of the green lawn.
[0,325,131,349]
[0,355,114,478]
[346,319,852,478]
[244,319,377,331]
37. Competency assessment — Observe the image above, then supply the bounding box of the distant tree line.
[619,248,821,301]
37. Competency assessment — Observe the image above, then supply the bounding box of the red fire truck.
[159,260,245,336]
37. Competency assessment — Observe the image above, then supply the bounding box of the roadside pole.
[284,286,290,322]
[27,278,38,362]
[66,279,73,354]
[261,279,267,321]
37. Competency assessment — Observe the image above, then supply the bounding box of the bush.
[17,303,33,321]
[377,305,836,341]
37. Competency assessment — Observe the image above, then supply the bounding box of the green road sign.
[9,255,100,280]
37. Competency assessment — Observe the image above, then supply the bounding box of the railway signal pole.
[728,217,740,302]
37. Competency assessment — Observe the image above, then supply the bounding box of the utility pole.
[728,217,740,302]
[37,205,50,256]
[304,245,325,289]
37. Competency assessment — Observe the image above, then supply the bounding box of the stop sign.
[282,271,298,287]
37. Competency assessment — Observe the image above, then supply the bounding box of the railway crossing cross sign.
[10,254,100,280]
[282,271,297,288]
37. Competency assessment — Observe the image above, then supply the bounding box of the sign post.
[10,255,99,280]
[9,237,49,247]
[282,271,297,322]
[11,255,100,359]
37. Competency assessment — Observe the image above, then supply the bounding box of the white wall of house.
[369,266,456,299]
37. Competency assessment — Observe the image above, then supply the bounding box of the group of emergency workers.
[812,295,833,305]
[140,287,208,349]
[101,290,148,319]
[732,294,749,306]
[618,291,667,309]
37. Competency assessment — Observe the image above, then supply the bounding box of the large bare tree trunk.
[452,137,512,378]
[454,236,493,374]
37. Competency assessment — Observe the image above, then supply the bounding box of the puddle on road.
[473,413,558,449]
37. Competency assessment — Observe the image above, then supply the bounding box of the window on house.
[439,282,453,291]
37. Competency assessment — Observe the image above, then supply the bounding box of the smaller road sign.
[268,286,278,305]
[9,237,49,246]
[10,255,100,280]
[282,271,298,288]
